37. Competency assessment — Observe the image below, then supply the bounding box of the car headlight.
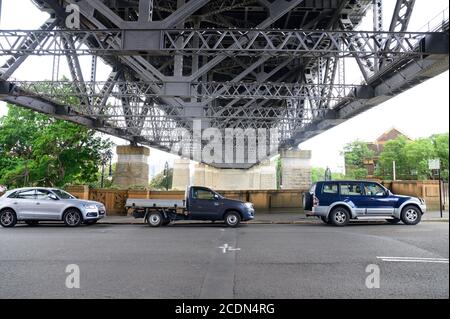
[83,204,98,209]
[244,202,253,209]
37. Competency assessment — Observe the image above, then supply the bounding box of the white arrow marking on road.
[218,243,241,254]
[377,256,449,264]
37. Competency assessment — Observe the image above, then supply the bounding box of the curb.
[98,219,449,225]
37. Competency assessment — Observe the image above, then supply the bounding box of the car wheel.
[401,206,422,225]
[63,209,83,227]
[329,207,350,227]
[25,220,39,226]
[386,218,401,224]
[224,211,241,227]
[320,216,331,224]
[147,212,163,227]
[0,209,17,228]
[85,220,98,225]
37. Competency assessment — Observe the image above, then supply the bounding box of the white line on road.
[218,243,241,253]
[377,256,449,263]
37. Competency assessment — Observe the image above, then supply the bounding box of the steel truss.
[0,0,448,169]
[10,80,363,100]
[0,29,439,57]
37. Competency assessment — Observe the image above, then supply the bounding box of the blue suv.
[303,181,426,226]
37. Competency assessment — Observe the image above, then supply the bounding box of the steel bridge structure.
[0,0,448,168]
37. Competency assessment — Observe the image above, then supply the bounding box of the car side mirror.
[213,194,219,200]
[48,194,58,200]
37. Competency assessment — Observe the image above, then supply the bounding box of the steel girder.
[11,80,364,100]
[0,17,59,80]
[0,0,449,169]
[0,28,439,57]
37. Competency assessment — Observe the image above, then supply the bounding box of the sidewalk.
[99,209,449,225]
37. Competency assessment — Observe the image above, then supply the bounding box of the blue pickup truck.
[303,180,426,226]
[126,186,255,227]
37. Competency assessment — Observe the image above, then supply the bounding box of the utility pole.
[438,168,443,218]
[392,161,396,181]
[163,161,169,191]
[100,163,105,188]
[429,159,443,218]
[100,149,113,188]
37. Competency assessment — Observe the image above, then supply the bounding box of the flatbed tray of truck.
[125,198,186,209]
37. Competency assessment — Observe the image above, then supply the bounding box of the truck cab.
[186,186,255,224]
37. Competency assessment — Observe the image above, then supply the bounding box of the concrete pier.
[114,145,150,188]
[280,149,312,190]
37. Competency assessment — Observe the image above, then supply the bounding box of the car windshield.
[52,189,75,199]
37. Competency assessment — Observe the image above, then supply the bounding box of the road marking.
[200,230,238,298]
[218,243,241,254]
[377,256,449,264]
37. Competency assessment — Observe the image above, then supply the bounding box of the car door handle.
[214,202,219,206]
[36,202,40,205]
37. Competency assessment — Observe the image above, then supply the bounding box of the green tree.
[431,133,449,182]
[276,157,282,189]
[376,136,408,180]
[0,104,113,188]
[149,168,173,190]
[404,138,435,180]
[311,167,346,183]
[376,133,449,181]
[342,141,374,179]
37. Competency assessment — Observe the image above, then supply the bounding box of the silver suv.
[0,187,106,227]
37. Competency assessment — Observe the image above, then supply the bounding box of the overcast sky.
[0,0,448,174]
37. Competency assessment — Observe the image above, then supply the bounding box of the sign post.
[429,159,443,218]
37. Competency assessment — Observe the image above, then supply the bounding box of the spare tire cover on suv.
[303,192,313,211]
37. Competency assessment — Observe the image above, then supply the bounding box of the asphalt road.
[0,221,448,299]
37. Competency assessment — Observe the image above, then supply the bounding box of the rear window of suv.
[322,183,338,194]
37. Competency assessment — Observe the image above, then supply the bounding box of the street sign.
[428,159,444,218]
[428,159,441,170]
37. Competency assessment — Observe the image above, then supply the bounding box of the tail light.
[313,195,319,207]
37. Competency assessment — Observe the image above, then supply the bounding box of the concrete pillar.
[172,159,191,190]
[280,149,312,190]
[193,163,206,186]
[191,161,277,190]
[114,145,150,189]
[259,160,277,190]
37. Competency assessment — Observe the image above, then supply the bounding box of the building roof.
[375,127,412,143]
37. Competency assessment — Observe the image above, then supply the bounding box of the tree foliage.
[0,104,113,188]
[149,168,173,190]
[311,167,345,183]
[341,140,375,179]
[342,133,449,181]
[377,134,448,181]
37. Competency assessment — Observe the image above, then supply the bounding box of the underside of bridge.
[0,0,448,169]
